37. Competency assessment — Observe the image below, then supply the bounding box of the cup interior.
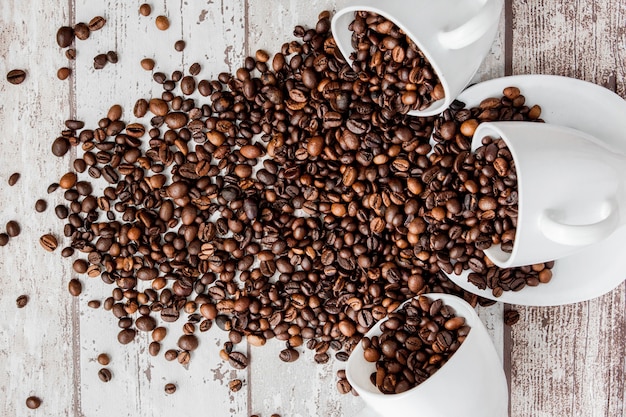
[330,6,449,117]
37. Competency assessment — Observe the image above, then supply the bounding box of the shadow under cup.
[346,294,507,417]
[473,122,624,269]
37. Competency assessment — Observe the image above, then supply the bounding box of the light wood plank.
[510,1,626,416]
[0,2,76,417]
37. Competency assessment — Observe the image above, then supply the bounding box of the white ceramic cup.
[346,293,508,417]
[474,121,625,269]
[330,0,504,117]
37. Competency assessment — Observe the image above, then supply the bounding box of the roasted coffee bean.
[94,54,108,70]
[504,309,520,325]
[16,294,28,308]
[279,348,300,362]
[74,22,90,40]
[164,383,177,394]
[141,58,155,71]
[117,328,136,344]
[139,3,151,16]
[229,379,243,392]
[97,353,110,365]
[8,172,20,186]
[68,278,82,296]
[178,334,199,351]
[98,368,112,382]
[174,40,186,51]
[88,16,106,31]
[6,221,20,237]
[0,233,9,246]
[6,69,26,85]
[106,51,118,64]
[228,351,248,369]
[56,26,74,47]
[155,15,169,30]
[51,136,70,157]
[65,48,77,60]
[25,396,41,409]
[39,234,58,251]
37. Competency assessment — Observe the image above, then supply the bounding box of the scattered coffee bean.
[97,353,110,365]
[174,40,186,51]
[51,136,70,157]
[87,300,101,308]
[74,22,90,40]
[164,383,177,394]
[6,69,26,85]
[155,15,169,30]
[88,16,106,31]
[39,234,58,252]
[35,199,48,212]
[16,294,29,308]
[65,48,76,60]
[141,58,155,71]
[8,172,20,186]
[229,379,243,392]
[56,26,74,47]
[0,233,9,246]
[68,279,82,296]
[6,221,20,237]
[94,53,108,70]
[57,67,71,80]
[25,396,41,409]
[139,3,151,16]
[98,368,112,382]
[106,51,118,64]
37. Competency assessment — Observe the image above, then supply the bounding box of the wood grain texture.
[510,2,626,416]
[3,1,624,416]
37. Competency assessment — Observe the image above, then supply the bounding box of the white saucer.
[443,75,626,306]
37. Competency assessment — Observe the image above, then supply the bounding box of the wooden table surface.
[1,1,624,416]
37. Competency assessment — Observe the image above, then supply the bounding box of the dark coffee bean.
[98,368,112,382]
[94,54,108,70]
[279,348,300,362]
[56,26,74,47]
[504,309,520,325]
[65,48,76,60]
[164,383,177,394]
[68,278,82,296]
[6,69,26,85]
[39,234,58,252]
[106,51,118,64]
[51,136,70,157]
[88,16,106,31]
[0,233,8,246]
[16,294,28,308]
[228,351,248,369]
[26,396,41,409]
[74,22,90,40]
[6,221,20,237]
[117,328,136,344]
[8,172,20,186]
[229,379,243,392]
[178,334,199,351]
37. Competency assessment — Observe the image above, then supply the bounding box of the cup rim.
[330,6,450,116]
[345,293,480,399]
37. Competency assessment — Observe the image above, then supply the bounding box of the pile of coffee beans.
[348,11,444,115]
[361,296,468,394]
[44,9,551,392]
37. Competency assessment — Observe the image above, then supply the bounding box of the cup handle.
[438,0,504,50]
[540,201,620,246]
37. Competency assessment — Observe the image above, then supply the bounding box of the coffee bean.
[141,58,155,71]
[504,309,520,325]
[164,383,177,394]
[88,16,106,31]
[279,348,300,362]
[68,279,82,296]
[16,294,28,308]
[106,51,118,64]
[65,48,77,60]
[6,221,20,237]
[97,353,110,365]
[51,136,70,157]
[139,3,151,16]
[228,351,248,369]
[174,40,186,51]
[98,368,112,382]
[0,233,9,246]
[8,172,20,186]
[177,334,199,351]
[229,379,243,392]
[25,396,41,409]
[39,234,58,252]
[6,69,26,85]
[117,328,136,344]
[136,315,157,332]
[56,26,74,47]
[94,54,108,70]
[74,22,90,40]
[155,15,170,30]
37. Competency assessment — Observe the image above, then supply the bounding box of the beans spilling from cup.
[43,9,552,396]
[348,11,444,115]
[362,296,468,394]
